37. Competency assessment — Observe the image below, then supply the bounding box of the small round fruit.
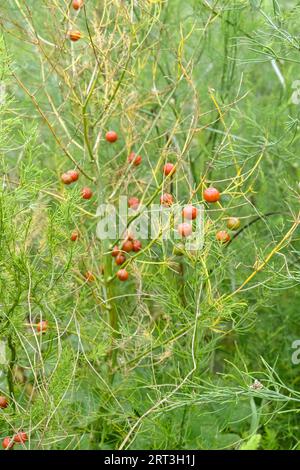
[2,437,14,450]
[68,170,79,182]
[72,0,84,10]
[68,30,81,42]
[115,253,126,265]
[132,240,142,252]
[105,130,118,143]
[84,271,95,282]
[122,240,133,253]
[182,205,197,220]
[204,187,220,203]
[81,187,93,199]
[178,222,192,237]
[160,193,173,207]
[128,152,142,166]
[117,269,129,281]
[112,246,120,257]
[128,197,140,210]
[216,230,230,243]
[163,163,176,176]
[0,396,8,409]
[70,230,79,242]
[226,217,241,230]
[37,321,48,333]
[14,432,28,444]
[61,172,73,185]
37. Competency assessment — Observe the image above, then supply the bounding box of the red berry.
[70,230,79,241]
[226,217,240,230]
[81,187,93,199]
[13,432,28,444]
[0,396,8,409]
[2,437,14,450]
[128,197,140,210]
[68,170,79,182]
[84,271,95,282]
[116,253,126,266]
[128,152,142,166]
[163,163,176,176]
[68,30,81,42]
[61,172,73,185]
[72,0,83,10]
[132,240,142,252]
[37,321,48,333]
[117,269,129,281]
[178,222,192,237]
[216,230,230,243]
[122,240,133,253]
[105,131,118,143]
[182,205,198,220]
[112,246,120,257]
[160,193,173,207]
[204,187,220,203]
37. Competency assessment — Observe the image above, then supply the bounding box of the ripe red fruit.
[216,230,230,243]
[128,152,142,166]
[105,130,118,143]
[112,246,120,257]
[178,222,192,237]
[68,30,82,42]
[72,0,84,10]
[160,193,173,207]
[0,396,8,409]
[132,240,142,252]
[70,230,79,241]
[226,217,241,230]
[81,187,93,199]
[163,163,176,176]
[68,170,79,182]
[61,172,73,185]
[117,269,129,281]
[128,197,140,210]
[37,321,48,333]
[84,271,95,282]
[204,187,220,203]
[14,432,28,444]
[182,205,197,220]
[115,253,126,266]
[122,240,133,252]
[2,437,14,450]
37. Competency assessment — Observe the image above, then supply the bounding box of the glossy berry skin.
[68,170,79,182]
[61,172,73,185]
[227,217,240,230]
[72,0,83,10]
[112,246,120,257]
[70,230,79,242]
[37,321,48,333]
[84,271,95,282]
[216,230,230,243]
[2,437,14,450]
[115,253,126,266]
[128,197,140,210]
[128,152,142,166]
[105,131,118,143]
[117,269,129,281]
[182,205,197,220]
[0,396,8,409]
[122,240,133,253]
[160,193,173,207]
[163,163,176,176]
[14,432,28,444]
[132,240,142,252]
[178,222,192,237]
[68,30,81,42]
[204,187,220,203]
[81,187,93,199]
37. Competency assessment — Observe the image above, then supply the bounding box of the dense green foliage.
[0,0,300,450]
